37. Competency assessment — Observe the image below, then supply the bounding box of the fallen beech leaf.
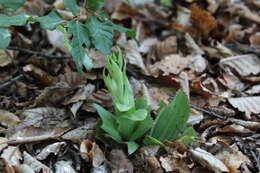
[190,148,229,173]
[220,54,260,76]
[0,50,12,67]
[36,142,66,160]
[0,109,20,127]
[250,32,260,46]
[146,156,164,173]
[228,96,260,119]
[229,118,260,130]
[154,36,177,59]
[23,151,52,173]
[55,161,76,173]
[47,30,70,54]
[190,4,217,37]
[245,84,260,95]
[14,164,35,173]
[1,146,22,166]
[109,149,134,173]
[160,155,191,173]
[0,137,8,152]
[215,142,251,173]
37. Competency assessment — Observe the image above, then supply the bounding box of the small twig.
[0,74,24,90]
[7,46,72,60]
[190,104,227,120]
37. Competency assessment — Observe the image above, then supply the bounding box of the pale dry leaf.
[190,148,229,173]
[55,161,76,173]
[46,30,70,54]
[36,142,66,160]
[0,137,8,152]
[63,84,95,105]
[1,146,22,166]
[245,84,260,95]
[0,109,20,127]
[23,151,52,173]
[159,156,174,172]
[160,155,191,173]
[90,164,109,173]
[146,156,164,173]
[215,142,251,173]
[154,36,177,59]
[218,72,245,91]
[229,118,260,130]
[188,54,207,73]
[89,48,107,69]
[228,96,260,119]
[61,121,96,142]
[0,158,16,173]
[250,32,260,46]
[138,37,158,54]
[8,127,68,144]
[14,164,35,173]
[70,101,83,117]
[0,50,12,67]
[220,54,260,76]
[184,33,204,55]
[109,149,134,173]
[176,6,191,28]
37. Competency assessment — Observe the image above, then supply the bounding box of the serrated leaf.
[0,0,26,11]
[63,0,79,16]
[0,14,28,27]
[93,104,122,142]
[85,16,114,55]
[150,90,190,142]
[36,10,64,30]
[68,21,93,72]
[111,23,136,40]
[86,0,104,11]
[0,28,11,49]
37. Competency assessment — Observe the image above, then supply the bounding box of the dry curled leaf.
[55,161,76,173]
[0,109,20,127]
[228,96,260,119]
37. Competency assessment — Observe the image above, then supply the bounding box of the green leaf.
[63,0,79,16]
[93,104,122,142]
[68,21,93,72]
[86,0,104,11]
[111,23,136,40]
[150,90,190,142]
[85,16,114,55]
[130,113,153,141]
[0,28,11,49]
[117,117,137,140]
[144,136,164,146]
[125,141,139,154]
[0,14,28,27]
[0,0,26,11]
[120,109,148,121]
[178,127,197,146]
[160,0,173,8]
[36,10,64,30]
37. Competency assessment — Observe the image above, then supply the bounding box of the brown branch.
[190,104,227,120]
[0,74,24,90]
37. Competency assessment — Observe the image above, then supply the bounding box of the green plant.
[94,49,196,154]
[0,0,135,73]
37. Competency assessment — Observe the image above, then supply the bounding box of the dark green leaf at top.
[36,10,64,30]
[63,0,80,16]
[85,16,114,55]
[0,14,28,27]
[86,0,104,11]
[68,21,93,72]
[0,28,11,49]
[0,0,26,11]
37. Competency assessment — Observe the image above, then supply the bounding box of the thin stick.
[190,104,227,120]
[0,74,24,90]
[7,46,72,59]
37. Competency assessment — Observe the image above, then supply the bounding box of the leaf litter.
[1,0,260,172]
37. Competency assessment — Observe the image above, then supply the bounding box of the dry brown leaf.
[154,36,177,59]
[220,54,260,76]
[0,137,8,152]
[88,48,107,69]
[0,50,12,67]
[190,4,218,37]
[0,109,20,127]
[225,24,245,43]
[245,84,260,95]
[63,84,95,105]
[146,156,164,173]
[249,32,260,46]
[218,72,245,91]
[109,149,134,173]
[217,124,252,134]
[8,127,68,144]
[229,118,260,130]
[190,148,229,173]
[160,156,191,173]
[0,158,16,173]
[14,164,35,173]
[215,142,251,173]
[228,96,260,119]
[23,64,55,86]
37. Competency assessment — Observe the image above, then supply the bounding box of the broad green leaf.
[85,16,114,55]
[125,141,139,154]
[0,14,28,27]
[150,90,190,142]
[111,23,136,40]
[93,104,122,142]
[36,10,64,30]
[0,28,11,49]
[86,0,104,11]
[68,21,93,72]
[130,113,153,141]
[117,117,137,140]
[63,0,79,16]
[0,0,26,11]
[120,109,148,121]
